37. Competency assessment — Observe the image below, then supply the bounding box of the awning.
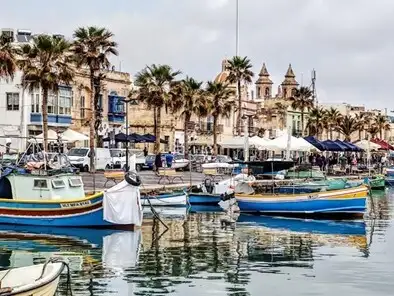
[304,136,327,151]
[321,140,345,151]
[353,140,380,151]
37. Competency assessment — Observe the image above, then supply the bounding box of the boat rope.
[140,182,169,231]
[37,258,73,295]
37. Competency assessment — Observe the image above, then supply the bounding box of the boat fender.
[125,171,141,186]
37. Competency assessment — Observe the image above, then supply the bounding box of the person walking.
[154,152,162,172]
[165,151,174,168]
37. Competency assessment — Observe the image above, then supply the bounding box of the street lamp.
[121,97,138,171]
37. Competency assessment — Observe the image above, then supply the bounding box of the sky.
[2,0,394,111]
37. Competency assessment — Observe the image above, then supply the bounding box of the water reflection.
[0,191,391,295]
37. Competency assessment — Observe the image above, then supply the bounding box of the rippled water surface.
[0,189,393,295]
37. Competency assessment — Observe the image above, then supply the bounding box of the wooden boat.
[235,185,368,215]
[140,190,187,206]
[0,261,65,295]
[385,177,394,187]
[274,178,350,194]
[365,175,385,190]
[0,168,142,228]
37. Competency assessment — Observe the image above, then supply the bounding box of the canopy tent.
[371,138,394,150]
[141,134,168,144]
[321,140,345,151]
[62,129,89,142]
[342,140,363,152]
[28,129,71,143]
[304,136,327,151]
[259,134,319,152]
[333,139,353,151]
[353,140,380,151]
[249,136,270,149]
[219,137,248,149]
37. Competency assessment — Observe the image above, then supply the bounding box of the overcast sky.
[2,0,394,111]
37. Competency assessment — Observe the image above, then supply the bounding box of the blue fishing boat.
[237,214,366,236]
[0,165,143,228]
[235,184,368,215]
[189,205,224,213]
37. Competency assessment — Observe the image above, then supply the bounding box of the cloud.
[1,0,393,110]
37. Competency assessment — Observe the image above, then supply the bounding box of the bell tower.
[255,63,273,99]
[281,64,299,98]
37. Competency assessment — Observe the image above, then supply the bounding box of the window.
[52,179,66,189]
[283,89,287,98]
[47,93,57,114]
[80,96,85,118]
[30,93,40,113]
[164,135,170,151]
[69,177,83,187]
[265,87,270,97]
[34,179,48,189]
[6,93,19,111]
[257,86,261,97]
[59,87,72,115]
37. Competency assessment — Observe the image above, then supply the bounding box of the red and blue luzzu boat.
[0,167,143,228]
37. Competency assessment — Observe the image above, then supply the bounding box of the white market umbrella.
[28,129,71,143]
[353,140,380,151]
[62,128,89,142]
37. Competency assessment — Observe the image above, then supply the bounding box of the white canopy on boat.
[258,134,319,152]
[28,129,71,143]
[62,129,89,142]
[353,140,380,151]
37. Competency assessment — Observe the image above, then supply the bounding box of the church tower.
[281,64,299,98]
[255,63,273,99]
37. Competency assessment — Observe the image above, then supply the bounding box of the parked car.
[144,154,155,170]
[110,148,146,171]
[68,147,112,172]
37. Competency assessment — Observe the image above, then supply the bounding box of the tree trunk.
[237,80,242,135]
[301,111,305,137]
[89,70,95,173]
[329,128,333,140]
[42,86,49,152]
[358,130,362,141]
[154,106,162,153]
[380,129,383,139]
[184,113,191,159]
[213,115,218,156]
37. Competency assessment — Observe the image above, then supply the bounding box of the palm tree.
[0,33,18,80]
[135,64,181,153]
[374,114,390,139]
[18,34,74,150]
[205,81,234,155]
[306,107,326,138]
[335,115,358,141]
[170,77,208,157]
[226,56,254,135]
[367,125,379,139]
[72,26,118,172]
[288,86,314,136]
[324,107,342,140]
[355,113,368,141]
[274,102,288,130]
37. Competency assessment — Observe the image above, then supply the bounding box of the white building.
[0,28,73,152]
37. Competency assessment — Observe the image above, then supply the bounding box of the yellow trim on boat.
[236,185,369,200]
[0,191,103,204]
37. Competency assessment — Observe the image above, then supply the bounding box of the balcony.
[30,113,72,126]
[195,122,223,135]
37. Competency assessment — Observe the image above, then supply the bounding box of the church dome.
[214,71,229,83]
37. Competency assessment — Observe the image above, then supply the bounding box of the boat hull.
[13,276,60,296]
[236,186,368,215]
[369,178,385,189]
[188,193,222,205]
[141,192,187,206]
[385,178,394,187]
[0,193,134,228]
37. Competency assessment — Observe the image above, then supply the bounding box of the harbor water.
[0,189,393,295]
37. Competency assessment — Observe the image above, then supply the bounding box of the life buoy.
[125,171,141,186]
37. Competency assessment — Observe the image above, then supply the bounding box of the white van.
[68,147,112,172]
[110,148,146,171]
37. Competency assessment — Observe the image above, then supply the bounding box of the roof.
[255,63,273,85]
[281,64,299,86]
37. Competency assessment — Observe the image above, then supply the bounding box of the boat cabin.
[0,173,85,201]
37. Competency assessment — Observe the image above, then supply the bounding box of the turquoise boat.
[275,178,360,194]
[0,167,142,228]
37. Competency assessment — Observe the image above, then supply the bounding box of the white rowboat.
[0,262,65,295]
